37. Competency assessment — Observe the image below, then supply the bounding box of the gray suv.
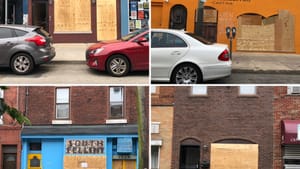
[0,25,55,74]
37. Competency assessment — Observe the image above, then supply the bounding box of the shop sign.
[113,155,136,160]
[65,139,105,155]
[117,138,133,153]
[211,0,251,5]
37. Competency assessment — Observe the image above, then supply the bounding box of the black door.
[180,145,200,169]
[2,145,17,169]
[32,0,49,31]
[169,5,187,30]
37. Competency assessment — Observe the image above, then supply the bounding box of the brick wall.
[151,86,175,106]
[273,86,300,169]
[171,86,274,169]
[22,86,141,125]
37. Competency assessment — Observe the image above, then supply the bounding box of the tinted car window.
[151,32,187,48]
[186,33,212,45]
[0,28,14,38]
[121,28,148,41]
[14,29,28,37]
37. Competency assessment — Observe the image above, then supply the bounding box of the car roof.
[0,24,40,31]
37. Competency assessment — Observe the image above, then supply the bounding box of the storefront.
[281,120,300,169]
[151,0,300,53]
[21,125,138,169]
[27,0,149,43]
[0,0,27,24]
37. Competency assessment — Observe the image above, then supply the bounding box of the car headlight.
[90,48,104,55]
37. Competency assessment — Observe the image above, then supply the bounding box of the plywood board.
[238,15,262,25]
[64,156,106,169]
[203,9,217,23]
[97,0,117,40]
[237,24,275,51]
[54,0,91,32]
[275,10,295,52]
[210,143,258,169]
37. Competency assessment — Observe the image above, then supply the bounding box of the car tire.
[171,63,202,84]
[106,55,130,77]
[10,53,34,75]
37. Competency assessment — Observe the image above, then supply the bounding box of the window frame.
[55,88,70,119]
[239,86,257,96]
[190,86,208,96]
[109,87,125,119]
[287,86,300,95]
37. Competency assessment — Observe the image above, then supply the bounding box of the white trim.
[0,89,3,98]
[52,120,72,125]
[151,140,163,146]
[105,119,128,124]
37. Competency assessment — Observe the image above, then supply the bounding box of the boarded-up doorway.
[202,7,218,43]
[210,143,258,169]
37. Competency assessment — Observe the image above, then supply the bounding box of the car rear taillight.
[218,49,230,61]
[25,35,46,46]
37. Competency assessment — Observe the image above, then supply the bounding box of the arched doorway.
[179,138,201,169]
[169,5,187,30]
[202,6,218,43]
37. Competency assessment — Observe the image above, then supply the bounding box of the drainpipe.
[5,0,7,24]
[195,0,206,35]
[25,87,29,117]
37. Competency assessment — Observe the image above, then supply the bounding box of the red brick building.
[171,86,274,169]
[0,87,22,169]
[273,86,300,169]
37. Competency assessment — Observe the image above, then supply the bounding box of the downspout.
[5,0,7,24]
[25,87,29,117]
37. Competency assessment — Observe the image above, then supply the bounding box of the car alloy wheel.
[107,55,130,77]
[172,64,201,84]
[10,53,34,75]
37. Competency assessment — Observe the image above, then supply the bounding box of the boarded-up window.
[54,0,91,33]
[97,0,117,40]
[210,143,258,169]
[203,8,217,23]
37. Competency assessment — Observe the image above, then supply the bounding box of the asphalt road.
[0,62,149,84]
[152,72,300,84]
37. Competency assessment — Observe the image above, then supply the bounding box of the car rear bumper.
[34,46,56,64]
[202,62,232,81]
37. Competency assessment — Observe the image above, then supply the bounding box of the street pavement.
[53,43,300,74]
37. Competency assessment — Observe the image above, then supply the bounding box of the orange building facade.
[151,0,300,53]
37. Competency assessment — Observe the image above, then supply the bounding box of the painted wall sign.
[211,0,251,5]
[65,139,105,155]
[117,138,133,153]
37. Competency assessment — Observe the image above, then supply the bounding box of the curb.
[232,69,300,75]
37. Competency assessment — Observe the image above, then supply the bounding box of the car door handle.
[5,42,13,46]
[171,51,181,55]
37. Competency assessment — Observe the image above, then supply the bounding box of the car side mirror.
[136,37,148,44]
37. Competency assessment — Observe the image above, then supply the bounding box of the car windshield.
[121,28,147,41]
[185,33,212,45]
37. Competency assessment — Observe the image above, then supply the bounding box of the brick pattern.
[273,86,300,169]
[19,86,143,125]
[171,86,274,169]
[151,86,175,169]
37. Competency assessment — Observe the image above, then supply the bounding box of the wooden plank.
[64,156,106,169]
[54,0,91,32]
[210,143,258,169]
[97,0,117,40]
[203,9,217,23]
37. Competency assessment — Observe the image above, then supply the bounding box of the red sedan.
[86,29,149,76]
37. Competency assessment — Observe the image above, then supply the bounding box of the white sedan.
[151,29,232,84]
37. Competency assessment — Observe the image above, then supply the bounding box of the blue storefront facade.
[0,0,28,24]
[21,125,138,169]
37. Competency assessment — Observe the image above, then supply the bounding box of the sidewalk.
[52,43,92,62]
[232,52,300,74]
[52,43,300,74]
